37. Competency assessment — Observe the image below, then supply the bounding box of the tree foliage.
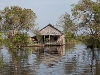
[0,6,37,36]
[4,32,30,48]
[13,32,30,47]
[57,13,76,43]
[71,0,100,47]
[0,6,37,48]
[0,32,3,47]
[57,0,100,47]
[33,28,42,43]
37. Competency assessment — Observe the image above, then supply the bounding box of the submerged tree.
[71,0,100,47]
[0,6,37,48]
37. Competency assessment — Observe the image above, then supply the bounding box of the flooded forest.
[0,0,100,75]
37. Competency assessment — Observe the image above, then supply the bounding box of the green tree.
[0,6,37,48]
[57,13,76,43]
[71,0,100,47]
[0,6,36,37]
[33,28,42,44]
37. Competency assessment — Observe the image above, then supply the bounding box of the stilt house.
[38,24,65,46]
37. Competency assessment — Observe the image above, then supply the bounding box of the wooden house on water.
[32,24,65,46]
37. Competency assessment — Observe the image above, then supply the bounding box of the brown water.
[0,44,100,75]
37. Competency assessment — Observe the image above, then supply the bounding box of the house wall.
[57,34,65,45]
[62,34,65,45]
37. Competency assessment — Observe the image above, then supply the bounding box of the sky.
[0,0,80,29]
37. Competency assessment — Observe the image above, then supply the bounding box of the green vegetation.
[71,0,100,48]
[57,0,100,48]
[2,6,36,33]
[57,13,76,44]
[0,32,4,47]
[0,57,3,68]
[0,6,36,48]
[4,32,30,48]
[33,28,42,43]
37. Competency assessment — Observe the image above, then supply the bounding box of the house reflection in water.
[33,46,65,67]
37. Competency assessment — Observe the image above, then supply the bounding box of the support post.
[44,35,45,44]
[48,35,50,48]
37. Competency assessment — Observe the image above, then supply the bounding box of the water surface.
[0,44,100,75]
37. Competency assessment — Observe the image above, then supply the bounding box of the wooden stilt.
[44,35,45,44]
